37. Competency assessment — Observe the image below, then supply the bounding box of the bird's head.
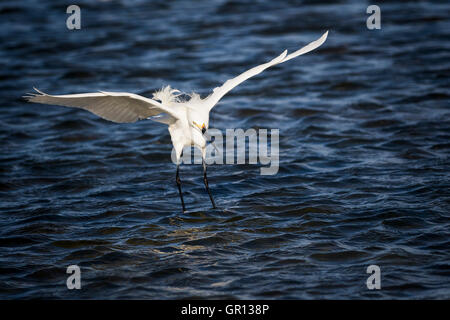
[188,108,209,135]
[193,121,207,134]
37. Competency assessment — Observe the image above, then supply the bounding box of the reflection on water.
[0,0,449,299]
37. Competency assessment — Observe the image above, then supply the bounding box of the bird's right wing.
[204,31,328,111]
[24,88,181,124]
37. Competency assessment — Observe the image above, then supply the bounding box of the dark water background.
[1,0,449,299]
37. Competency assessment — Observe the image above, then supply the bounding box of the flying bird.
[25,31,328,212]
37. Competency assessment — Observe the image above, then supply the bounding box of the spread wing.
[204,31,328,111]
[24,88,180,124]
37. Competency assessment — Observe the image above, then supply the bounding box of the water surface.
[0,0,449,299]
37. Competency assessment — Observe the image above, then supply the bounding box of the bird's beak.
[193,121,207,134]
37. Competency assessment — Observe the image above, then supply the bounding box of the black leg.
[202,160,216,209]
[176,164,186,212]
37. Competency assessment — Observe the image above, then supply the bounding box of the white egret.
[25,31,328,211]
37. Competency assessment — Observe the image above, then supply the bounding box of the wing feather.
[24,88,180,124]
[204,31,328,111]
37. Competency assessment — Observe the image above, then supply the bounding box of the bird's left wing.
[203,31,328,111]
[24,88,180,124]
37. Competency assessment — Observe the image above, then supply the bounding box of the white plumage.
[25,31,329,211]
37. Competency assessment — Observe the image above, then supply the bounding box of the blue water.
[0,0,449,299]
